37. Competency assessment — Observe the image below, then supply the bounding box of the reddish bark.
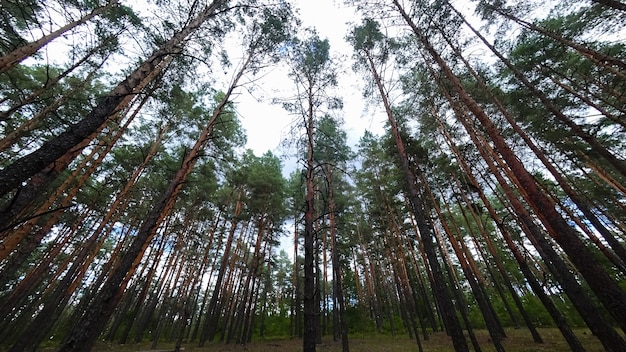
[0,1,119,73]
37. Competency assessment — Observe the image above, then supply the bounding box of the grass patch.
[66,327,612,351]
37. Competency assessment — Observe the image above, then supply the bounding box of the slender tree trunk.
[434,113,583,350]
[322,218,329,338]
[441,5,626,268]
[451,98,626,350]
[118,239,166,344]
[0,1,119,73]
[221,224,250,342]
[484,1,626,76]
[388,227,423,351]
[0,0,228,197]
[540,65,626,129]
[0,206,91,334]
[432,184,506,352]
[362,45,469,351]
[303,86,317,352]
[327,169,349,352]
[199,195,243,345]
[150,245,187,349]
[9,207,116,351]
[259,254,272,338]
[404,207,439,334]
[433,225,483,352]
[0,71,156,233]
[132,234,172,343]
[0,99,143,266]
[292,214,301,338]
[190,215,224,342]
[236,214,266,344]
[450,1,626,179]
[0,33,116,122]
[58,63,242,351]
[314,215,322,345]
[182,217,220,342]
[396,0,626,336]
[356,227,382,333]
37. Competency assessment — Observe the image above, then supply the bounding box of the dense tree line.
[0,0,624,352]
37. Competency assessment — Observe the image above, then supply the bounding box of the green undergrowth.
[49,327,612,352]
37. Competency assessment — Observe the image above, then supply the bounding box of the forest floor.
[74,327,611,352]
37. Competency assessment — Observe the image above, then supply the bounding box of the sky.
[229,0,384,254]
[235,0,386,173]
[45,0,385,176]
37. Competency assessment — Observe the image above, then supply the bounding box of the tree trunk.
[432,184,505,352]
[0,69,156,232]
[0,34,114,123]
[362,45,469,351]
[0,1,119,73]
[443,4,626,268]
[292,214,301,338]
[58,63,241,351]
[446,93,626,350]
[0,0,228,197]
[433,226,483,352]
[435,113,585,351]
[199,194,243,345]
[0,98,143,265]
[485,2,626,75]
[540,65,626,129]
[396,0,626,337]
[303,86,317,352]
[452,2,626,179]
[118,238,166,344]
[327,168,349,352]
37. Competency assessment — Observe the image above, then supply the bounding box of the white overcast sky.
[236,0,386,171]
[125,0,386,174]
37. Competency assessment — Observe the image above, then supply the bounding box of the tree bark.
[303,84,317,352]
[199,194,243,345]
[0,0,227,198]
[362,45,469,351]
[58,60,241,351]
[396,0,626,336]
[327,168,349,352]
[431,184,506,352]
[448,96,626,350]
[0,1,119,73]
[0,64,159,232]
[453,2,626,179]
[425,68,587,352]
